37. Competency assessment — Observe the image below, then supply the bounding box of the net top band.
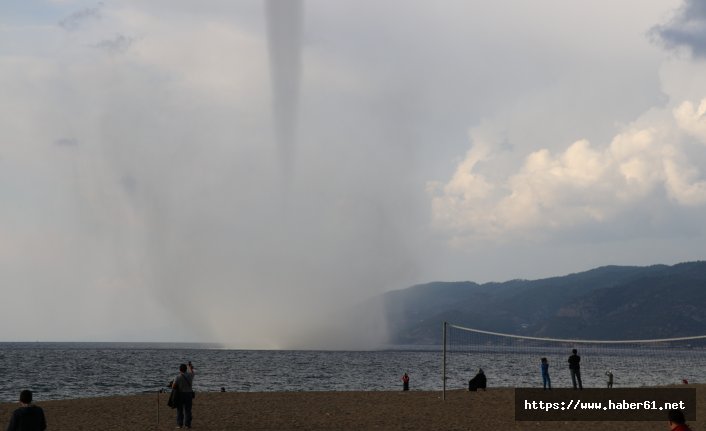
[447,322,706,344]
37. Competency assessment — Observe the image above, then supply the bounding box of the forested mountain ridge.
[383,261,706,344]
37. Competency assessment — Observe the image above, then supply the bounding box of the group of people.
[402,368,488,391]
[5,361,196,431]
[400,368,488,393]
[5,357,693,430]
[540,348,614,390]
[400,348,587,393]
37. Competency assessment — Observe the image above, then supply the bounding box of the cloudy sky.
[1,0,705,347]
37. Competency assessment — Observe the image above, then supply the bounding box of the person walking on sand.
[667,409,692,430]
[6,390,46,431]
[172,361,196,429]
[402,372,410,391]
[568,349,583,389]
[540,358,551,390]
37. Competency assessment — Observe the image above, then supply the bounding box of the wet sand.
[1,386,703,430]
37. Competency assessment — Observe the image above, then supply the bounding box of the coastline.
[1,386,703,430]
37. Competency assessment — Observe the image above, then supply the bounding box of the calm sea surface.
[0,343,705,401]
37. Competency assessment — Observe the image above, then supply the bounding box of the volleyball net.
[442,322,706,399]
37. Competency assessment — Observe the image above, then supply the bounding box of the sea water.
[0,343,704,401]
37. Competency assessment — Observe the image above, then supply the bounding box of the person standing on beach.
[540,358,551,390]
[172,361,195,429]
[568,349,583,389]
[6,390,46,431]
[402,372,410,391]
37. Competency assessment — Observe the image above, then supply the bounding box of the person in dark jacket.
[172,361,196,429]
[568,349,583,389]
[468,368,487,391]
[6,390,46,431]
[401,372,410,391]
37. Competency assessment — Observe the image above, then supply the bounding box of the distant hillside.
[382,261,706,344]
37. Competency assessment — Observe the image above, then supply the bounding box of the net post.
[442,321,447,400]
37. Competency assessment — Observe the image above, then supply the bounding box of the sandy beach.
[2,386,703,430]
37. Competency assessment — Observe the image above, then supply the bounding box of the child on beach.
[402,372,410,391]
[606,370,614,388]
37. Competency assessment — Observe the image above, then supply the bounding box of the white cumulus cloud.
[674,99,706,142]
[431,98,706,243]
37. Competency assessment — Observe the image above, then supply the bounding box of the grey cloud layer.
[653,0,706,58]
[1,0,704,344]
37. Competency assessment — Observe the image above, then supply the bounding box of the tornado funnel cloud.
[265,0,303,181]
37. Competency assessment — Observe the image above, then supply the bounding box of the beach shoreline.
[1,386,702,430]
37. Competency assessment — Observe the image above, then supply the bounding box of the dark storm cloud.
[652,0,706,58]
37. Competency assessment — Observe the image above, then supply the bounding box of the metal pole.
[157,390,160,428]
[442,321,447,400]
